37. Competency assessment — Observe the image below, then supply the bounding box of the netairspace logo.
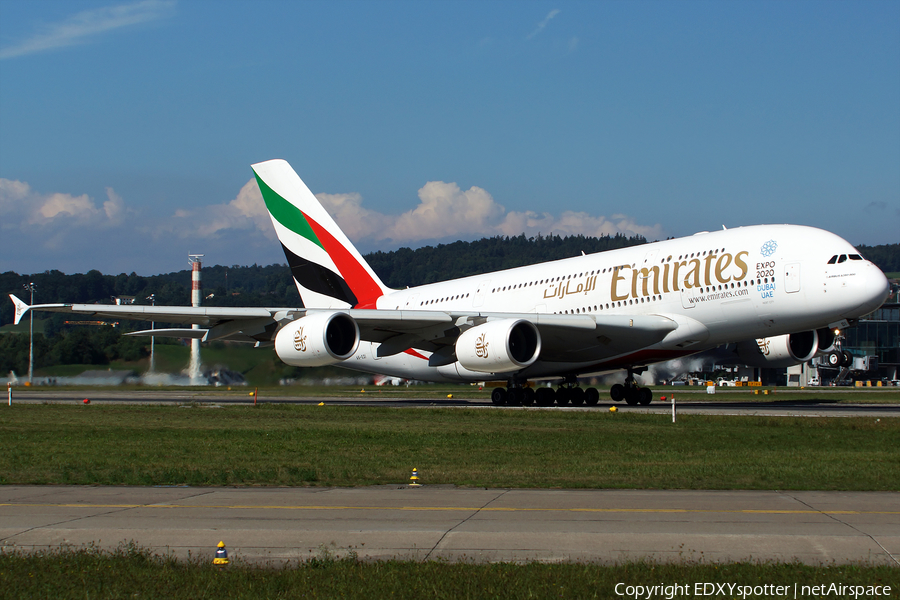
[614,582,893,599]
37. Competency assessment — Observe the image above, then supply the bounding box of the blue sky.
[1,0,898,276]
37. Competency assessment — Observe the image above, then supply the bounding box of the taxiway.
[2,486,898,565]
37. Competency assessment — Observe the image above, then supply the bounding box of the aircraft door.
[473,280,491,307]
[784,263,800,293]
[641,249,659,268]
[680,286,697,309]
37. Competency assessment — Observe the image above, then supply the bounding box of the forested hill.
[366,233,647,288]
[2,235,898,326]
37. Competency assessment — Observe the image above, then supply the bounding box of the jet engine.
[275,312,360,367]
[455,319,541,374]
[815,327,837,354]
[735,331,819,368]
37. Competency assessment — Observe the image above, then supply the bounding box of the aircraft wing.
[350,310,678,364]
[9,294,293,345]
[10,294,677,360]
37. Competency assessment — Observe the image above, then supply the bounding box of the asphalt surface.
[8,388,900,417]
[2,486,898,565]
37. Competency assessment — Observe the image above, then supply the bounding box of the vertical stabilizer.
[252,159,390,309]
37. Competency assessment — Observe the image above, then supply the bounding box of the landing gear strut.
[610,368,653,406]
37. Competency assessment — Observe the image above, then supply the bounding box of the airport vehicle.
[9,160,891,406]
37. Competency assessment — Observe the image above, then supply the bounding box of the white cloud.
[316,192,391,241]
[31,192,99,224]
[159,178,274,240]
[1,175,662,273]
[389,181,505,241]
[104,188,125,224]
[527,9,561,40]
[0,178,137,256]
[158,177,661,245]
[0,0,176,60]
[0,179,32,222]
[316,180,662,244]
[0,178,130,229]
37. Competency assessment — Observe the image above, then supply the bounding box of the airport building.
[786,290,899,386]
[843,301,899,381]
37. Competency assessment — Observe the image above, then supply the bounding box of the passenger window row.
[420,293,470,306]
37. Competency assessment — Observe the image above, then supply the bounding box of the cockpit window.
[827,255,838,264]
[849,254,863,261]
[837,254,847,263]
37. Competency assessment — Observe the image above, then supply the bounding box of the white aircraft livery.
[10,159,891,406]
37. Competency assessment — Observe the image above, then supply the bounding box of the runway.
[9,389,900,417]
[2,486,898,565]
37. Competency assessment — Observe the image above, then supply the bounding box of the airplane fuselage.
[346,224,887,382]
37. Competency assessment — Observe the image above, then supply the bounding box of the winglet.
[9,294,29,325]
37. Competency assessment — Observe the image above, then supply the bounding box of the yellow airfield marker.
[213,541,229,566]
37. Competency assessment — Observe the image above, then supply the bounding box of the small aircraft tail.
[251,159,391,309]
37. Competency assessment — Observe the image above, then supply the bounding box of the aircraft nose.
[854,263,891,315]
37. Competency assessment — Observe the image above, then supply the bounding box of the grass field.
[2,545,896,600]
[1,403,897,489]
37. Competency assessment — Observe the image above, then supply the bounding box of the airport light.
[146,294,156,373]
[23,282,36,384]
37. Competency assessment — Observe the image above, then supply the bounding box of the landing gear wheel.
[841,350,853,367]
[508,388,524,406]
[536,387,555,406]
[639,387,652,405]
[624,390,639,406]
[610,384,625,402]
[570,387,585,406]
[491,387,507,406]
[556,387,570,407]
[522,387,535,406]
[584,387,600,406]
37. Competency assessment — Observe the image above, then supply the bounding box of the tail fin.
[251,159,391,309]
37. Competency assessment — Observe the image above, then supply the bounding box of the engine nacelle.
[735,331,818,368]
[815,327,837,355]
[275,312,360,367]
[456,319,541,374]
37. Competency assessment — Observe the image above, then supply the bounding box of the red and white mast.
[189,254,204,384]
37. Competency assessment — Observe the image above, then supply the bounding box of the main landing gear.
[489,376,601,408]
[490,369,653,408]
[609,368,653,406]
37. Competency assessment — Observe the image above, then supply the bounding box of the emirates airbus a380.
[11,160,891,406]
